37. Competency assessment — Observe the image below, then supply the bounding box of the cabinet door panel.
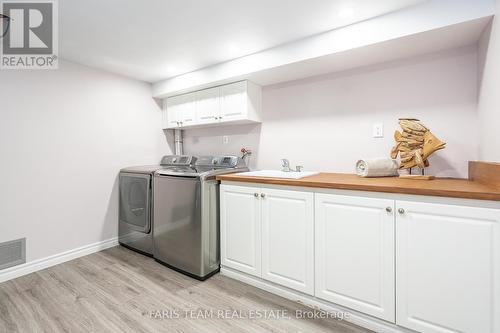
[165,96,181,128]
[262,189,314,295]
[220,185,261,277]
[196,87,221,125]
[220,81,247,121]
[396,201,500,333]
[315,193,395,322]
[177,93,196,126]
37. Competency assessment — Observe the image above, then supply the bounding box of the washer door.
[119,173,151,233]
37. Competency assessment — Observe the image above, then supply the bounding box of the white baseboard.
[221,267,413,333]
[0,237,119,283]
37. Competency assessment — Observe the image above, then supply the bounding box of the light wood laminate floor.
[0,246,372,333]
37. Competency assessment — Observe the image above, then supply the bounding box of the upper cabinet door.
[165,93,196,128]
[195,87,221,125]
[220,81,247,121]
[261,188,314,295]
[162,81,261,129]
[220,184,262,277]
[396,201,500,333]
[165,95,181,128]
[176,93,196,126]
[315,193,395,322]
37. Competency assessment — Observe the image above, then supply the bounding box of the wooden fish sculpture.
[390,118,446,170]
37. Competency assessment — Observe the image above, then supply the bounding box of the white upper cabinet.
[220,81,247,121]
[164,96,180,128]
[315,193,396,322]
[261,188,314,295]
[178,94,196,126]
[164,93,196,128]
[195,86,221,125]
[396,201,500,333]
[162,81,261,129]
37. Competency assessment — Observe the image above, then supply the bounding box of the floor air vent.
[0,238,26,270]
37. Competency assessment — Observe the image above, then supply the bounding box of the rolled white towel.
[356,158,399,178]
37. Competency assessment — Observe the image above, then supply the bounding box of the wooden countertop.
[217,172,500,201]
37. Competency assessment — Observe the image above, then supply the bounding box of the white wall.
[153,0,494,97]
[183,46,479,178]
[0,39,482,266]
[0,60,170,262]
[478,1,500,162]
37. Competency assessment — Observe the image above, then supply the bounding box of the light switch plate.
[222,135,229,144]
[373,123,384,138]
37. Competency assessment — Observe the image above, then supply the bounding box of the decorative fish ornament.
[391,118,446,170]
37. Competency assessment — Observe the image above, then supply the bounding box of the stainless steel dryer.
[118,156,195,256]
[153,155,248,280]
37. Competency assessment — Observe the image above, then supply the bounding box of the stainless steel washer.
[153,155,248,280]
[118,156,195,256]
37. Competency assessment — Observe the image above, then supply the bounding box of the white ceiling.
[59,0,424,83]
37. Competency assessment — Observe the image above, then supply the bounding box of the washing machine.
[153,155,248,280]
[118,156,195,256]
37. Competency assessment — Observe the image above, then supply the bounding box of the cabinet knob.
[386,207,392,213]
[254,193,259,198]
[260,193,266,198]
[398,208,405,215]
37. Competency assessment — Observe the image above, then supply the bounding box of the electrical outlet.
[373,123,384,138]
[222,135,229,144]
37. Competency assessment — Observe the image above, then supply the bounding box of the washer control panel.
[160,155,195,166]
[196,156,239,168]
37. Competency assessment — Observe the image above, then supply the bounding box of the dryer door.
[119,173,151,233]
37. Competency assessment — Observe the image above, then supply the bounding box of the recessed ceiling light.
[338,7,355,19]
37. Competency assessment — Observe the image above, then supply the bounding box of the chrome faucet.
[281,159,291,172]
[281,159,303,172]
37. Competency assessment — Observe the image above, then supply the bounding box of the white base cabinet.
[220,185,261,277]
[220,183,500,333]
[220,185,314,294]
[262,189,314,295]
[315,193,395,322]
[396,200,500,333]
